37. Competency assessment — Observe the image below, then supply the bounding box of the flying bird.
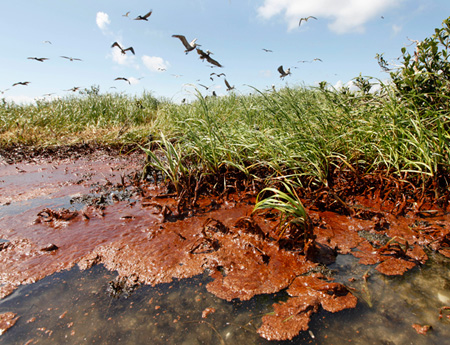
[42,40,52,44]
[111,42,135,55]
[224,79,234,91]
[277,65,291,79]
[64,87,80,92]
[210,72,226,78]
[134,10,152,21]
[122,11,130,17]
[262,48,273,53]
[12,81,30,87]
[61,56,82,61]
[196,48,223,68]
[0,88,10,94]
[114,77,131,84]
[28,57,49,62]
[297,58,322,63]
[299,16,317,26]
[172,35,200,54]
[210,72,226,81]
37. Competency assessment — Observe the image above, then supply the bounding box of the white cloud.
[392,24,402,35]
[258,0,404,34]
[110,44,136,66]
[142,56,170,72]
[96,12,110,32]
[127,77,141,85]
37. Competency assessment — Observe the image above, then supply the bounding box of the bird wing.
[111,42,122,49]
[224,79,232,89]
[125,47,135,55]
[172,35,190,49]
[143,10,152,19]
[206,55,222,68]
[61,56,70,59]
[277,65,285,75]
[308,16,317,20]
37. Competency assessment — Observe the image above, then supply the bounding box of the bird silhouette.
[64,87,80,92]
[111,42,135,55]
[262,48,273,53]
[196,49,223,68]
[28,57,49,62]
[277,65,291,79]
[122,11,130,17]
[224,79,234,91]
[42,40,52,44]
[115,77,131,84]
[210,72,226,78]
[299,16,317,26]
[134,10,152,21]
[12,81,30,87]
[61,56,82,61]
[172,35,200,54]
[0,88,10,94]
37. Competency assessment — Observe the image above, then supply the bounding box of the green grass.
[1,83,449,192]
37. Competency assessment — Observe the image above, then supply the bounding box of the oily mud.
[1,148,450,341]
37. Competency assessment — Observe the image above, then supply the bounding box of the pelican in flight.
[115,77,131,84]
[61,56,82,61]
[111,42,135,55]
[12,81,30,87]
[224,79,234,91]
[134,10,152,21]
[196,49,223,68]
[277,65,291,79]
[28,57,49,62]
[299,16,317,26]
[172,35,200,54]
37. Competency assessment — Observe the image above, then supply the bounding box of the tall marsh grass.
[1,84,449,189]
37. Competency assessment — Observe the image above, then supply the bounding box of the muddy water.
[1,254,450,344]
[1,152,450,344]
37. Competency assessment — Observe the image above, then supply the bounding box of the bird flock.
[5,9,322,101]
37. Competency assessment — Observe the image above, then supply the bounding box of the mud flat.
[1,148,450,343]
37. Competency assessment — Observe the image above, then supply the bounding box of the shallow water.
[2,155,450,344]
[1,253,450,345]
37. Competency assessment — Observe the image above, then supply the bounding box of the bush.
[386,16,450,112]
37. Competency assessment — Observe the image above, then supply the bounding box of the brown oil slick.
[1,148,450,341]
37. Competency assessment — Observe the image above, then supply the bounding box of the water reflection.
[1,253,450,344]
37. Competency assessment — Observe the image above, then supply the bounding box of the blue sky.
[1,0,449,103]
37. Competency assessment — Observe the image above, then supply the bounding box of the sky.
[1,0,450,104]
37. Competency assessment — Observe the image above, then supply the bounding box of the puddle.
[1,255,450,344]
